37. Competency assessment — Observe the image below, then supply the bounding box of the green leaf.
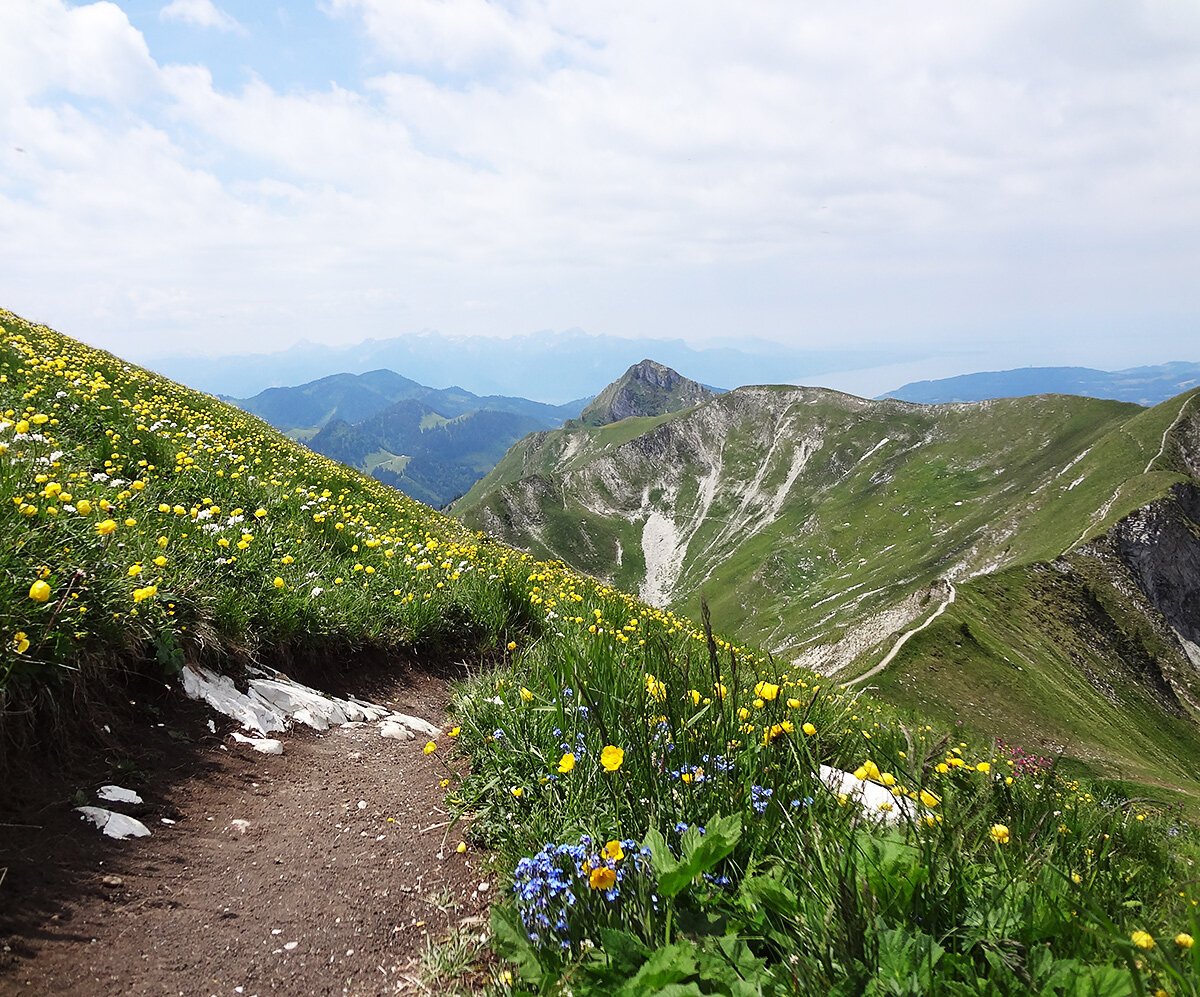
[657,814,743,898]
[600,928,652,977]
[489,905,547,985]
[616,942,699,997]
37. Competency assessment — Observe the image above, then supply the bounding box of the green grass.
[859,562,1200,807]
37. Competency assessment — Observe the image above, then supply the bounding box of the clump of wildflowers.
[512,835,653,952]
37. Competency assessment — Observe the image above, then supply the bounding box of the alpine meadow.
[6,305,1200,996]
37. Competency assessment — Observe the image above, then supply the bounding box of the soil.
[0,663,493,996]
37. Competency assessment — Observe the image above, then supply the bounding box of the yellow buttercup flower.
[802,722,817,736]
[1131,930,1155,950]
[753,680,780,701]
[95,519,117,535]
[1175,932,1194,948]
[12,632,30,654]
[990,824,1010,845]
[423,741,437,754]
[557,752,576,774]
[603,840,624,862]
[29,580,51,602]
[588,867,616,891]
[600,745,624,772]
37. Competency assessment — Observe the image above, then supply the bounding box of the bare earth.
[0,667,490,996]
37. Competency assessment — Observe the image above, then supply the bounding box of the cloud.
[1,0,1199,371]
[159,0,243,33]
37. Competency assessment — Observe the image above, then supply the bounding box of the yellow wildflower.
[600,745,624,772]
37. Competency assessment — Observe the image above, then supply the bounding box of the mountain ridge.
[882,360,1200,406]
[453,381,1200,787]
[145,329,919,401]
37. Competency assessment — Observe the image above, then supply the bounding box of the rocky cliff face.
[1111,483,1200,668]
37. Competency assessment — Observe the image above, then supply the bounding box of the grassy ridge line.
[860,559,1200,800]
[458,381,1198,668]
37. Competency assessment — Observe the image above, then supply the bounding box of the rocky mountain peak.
[578,359,715,427]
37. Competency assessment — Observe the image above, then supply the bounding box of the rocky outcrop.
[578,360,715,427]
[1111,484,1200,664]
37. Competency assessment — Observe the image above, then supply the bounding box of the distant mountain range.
[232,369,586,508]
[882,361,1200,406]
[145,328,918,402]
[232,369,583,430]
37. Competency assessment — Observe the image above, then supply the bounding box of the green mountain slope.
[308,399,549,508]
[454,377,1200,788]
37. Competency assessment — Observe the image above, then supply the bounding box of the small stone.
[230,732,284,755]
[75,807,152,840]
[230,819,251,834]
[101,875,124,888]
[97,785,143,806]
[357,800,367,810]
[283,941,298,951]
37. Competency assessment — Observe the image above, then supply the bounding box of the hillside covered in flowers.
[3,308,1199,996]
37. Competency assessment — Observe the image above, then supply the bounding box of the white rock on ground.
[181,664,441,745]
[248,678,350,728]
[97,785,143,805]
[230,732,285,755]
[386,712,441,738]
[819,764,917,823]
[75,807,153,840]
[181,666,284,735]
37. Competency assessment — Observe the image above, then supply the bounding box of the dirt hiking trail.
[0,666,491,996]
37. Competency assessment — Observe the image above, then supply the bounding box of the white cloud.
[1,0,1199,372]
[159,0,243,33]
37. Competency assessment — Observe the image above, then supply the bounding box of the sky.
[1,0,1199,397]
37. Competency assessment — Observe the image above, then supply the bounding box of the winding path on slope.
[843,581,957,687]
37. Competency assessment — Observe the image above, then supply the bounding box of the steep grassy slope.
[454,381,1200,791]
[458,386,1196,648]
